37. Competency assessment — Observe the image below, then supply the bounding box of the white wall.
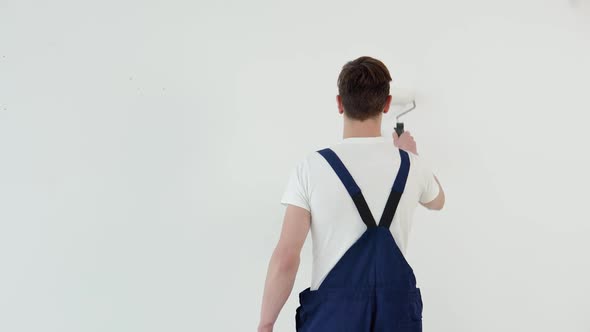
[1,0,589,331]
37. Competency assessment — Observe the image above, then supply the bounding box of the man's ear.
[336,95,344,115]
[382,95,392,114]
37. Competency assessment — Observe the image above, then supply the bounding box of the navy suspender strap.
[378,148,410,229]
[317,147,411,229]
[317,148,378,228]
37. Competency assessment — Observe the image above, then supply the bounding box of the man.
[258,56,445,332]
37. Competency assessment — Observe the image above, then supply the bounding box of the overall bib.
[295,147,423,332]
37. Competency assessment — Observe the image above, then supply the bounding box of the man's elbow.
[422,191,445,210]
[273,247,300,273]
[432,194,445,210]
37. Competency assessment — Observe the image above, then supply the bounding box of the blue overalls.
[295,147,423,332]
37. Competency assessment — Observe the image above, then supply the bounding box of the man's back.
[280,135,440,290]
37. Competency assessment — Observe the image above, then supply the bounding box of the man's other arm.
[258,205,310,332]
[392,131,445,211]
[420,174,445,210]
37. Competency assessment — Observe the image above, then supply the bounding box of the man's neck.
[342,116,382,139]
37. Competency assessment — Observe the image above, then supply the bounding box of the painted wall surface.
[1,0,589,331]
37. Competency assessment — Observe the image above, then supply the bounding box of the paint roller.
[390,88,416,138]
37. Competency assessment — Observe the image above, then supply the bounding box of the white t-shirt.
[280,135,440,290]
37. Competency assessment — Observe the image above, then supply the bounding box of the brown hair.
[337,56,392,121]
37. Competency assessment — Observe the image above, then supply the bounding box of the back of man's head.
[337,56,392,121]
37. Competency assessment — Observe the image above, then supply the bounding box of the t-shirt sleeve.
[280,159,311,212]
[416,156,440,204]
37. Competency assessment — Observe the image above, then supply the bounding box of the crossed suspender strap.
[317,148,411,229]
[379,148,410,228]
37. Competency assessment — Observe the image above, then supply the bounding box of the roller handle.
[395,122,405,137]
